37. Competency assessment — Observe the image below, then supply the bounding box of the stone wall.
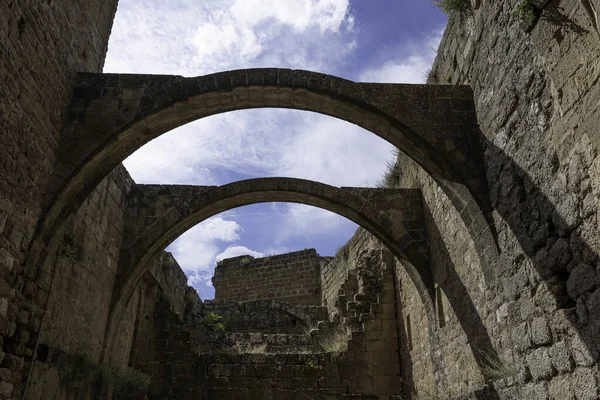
[131,269,404,399]
[23,166,134,399]
[0,1,118,397]
[387,0,600,398]
[213,249,324,306]
[202,299,327,334]
[321,228,381,314]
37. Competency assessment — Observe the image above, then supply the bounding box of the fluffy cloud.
[358,30,443,83]
[166,216,262,289]
[105,0,355,75]
[123,109,395,187]
[216,246,265,262]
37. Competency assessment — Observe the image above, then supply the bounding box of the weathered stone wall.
[202,299,327,334]
[132,286,404,399]
[23,166,134,399]
[321,229,381,314]
[388,0,600,398]
[213,249,324,306]
[0,1,118,397]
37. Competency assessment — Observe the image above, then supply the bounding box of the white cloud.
[360,55,432,84]
[105,0,355,75]
[230,0,350,33]
[358,30,443,84]
[274,204,351,244]
[166,216,241,285]
[216,246,265,262]
[124,109,396,187]
[278,114,395,187]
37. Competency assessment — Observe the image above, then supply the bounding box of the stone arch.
[30,68,496,288]
[102,178,436,361]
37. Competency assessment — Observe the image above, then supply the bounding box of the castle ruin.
[1,0,600,399]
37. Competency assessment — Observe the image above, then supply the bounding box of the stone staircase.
[304,249,397,354]
[212,250,393,357]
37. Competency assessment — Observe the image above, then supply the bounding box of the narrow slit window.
[406,314,413,351]
[436,285,446,328]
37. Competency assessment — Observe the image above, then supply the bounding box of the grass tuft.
[376,148,400,188]
[234,343,268,354]
[479,350,516,381]
[316,327,350,354]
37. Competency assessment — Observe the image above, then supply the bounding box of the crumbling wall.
[20,161,197,399]
[131,288,404,399]
[213,249,323,305]
[321,229,381,313]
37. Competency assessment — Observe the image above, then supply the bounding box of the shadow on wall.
[424,203,501,395]
[483,132,598,344]
[397,129,600,397]
[394,272,416,396]
[394,202,502,399]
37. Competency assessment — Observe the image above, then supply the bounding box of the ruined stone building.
[1,0,600,399]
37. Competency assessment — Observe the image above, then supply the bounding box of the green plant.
[205,312,223,324]
[306,360,318,369]
[214,322,226,332]
[511,0,537,25]
[433,0,469,14]
[204,312,226,332]
[479,350,516,381]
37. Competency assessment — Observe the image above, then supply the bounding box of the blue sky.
[104,0,447,299]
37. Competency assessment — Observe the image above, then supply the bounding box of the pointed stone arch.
[102,178,436,361]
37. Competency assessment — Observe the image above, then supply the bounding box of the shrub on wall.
[511,0,537,25]
[205,312,226,332]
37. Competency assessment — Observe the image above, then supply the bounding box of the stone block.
[526,347,554,381]
[566,263,597,300]
[365,339,386,352]
[0,381,13,399]
[571,336,596,367]
[548,375,574,400]
[572,367,598,400]
[549,340,573,373]
[512,322,532,353]
[521,381,549,400]
[530,317,552,346]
